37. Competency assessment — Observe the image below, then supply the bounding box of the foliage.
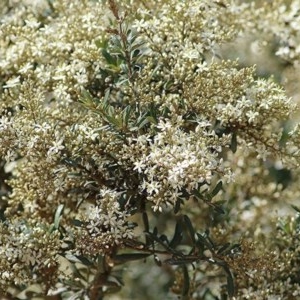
[1,0,300,299]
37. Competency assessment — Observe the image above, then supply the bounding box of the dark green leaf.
[102,49,117,65]
[165,256,197,265]
[231,132,237,153]
[113,253,151,264]
[182,265,190,297]
[146,232,178,254]
[223,264,235,297]
[154,254,162,266]
[183,215,196,243]
[211,181,223,197]
[174,198,182,214]
[291,204,300,213]
[61,157,79,168]
[217,243,231,255]
[212,203,226,215]
[72,219,83,227]
[142,212,149,231]
[196,233,214,251]
[65,254,93,266]
[169,221,183,248]
[143,212,151,246]
[159,234,169,244]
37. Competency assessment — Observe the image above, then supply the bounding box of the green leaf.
[113,253,151,264]
[72,219,83,227]
[95,38,108,49]
[102,48,117,66]
[230,132,237,153]
[65,254,93,266]
[169,220,183,248]
[135,112,149,130]
[183,215,195,243]
[212,202,226,215]
[74,255,93,266]
[223,264,235,298]
[154,254,162,266]
[174,198,182,214]
[217,243,231,255]
[182,265,190,297]
[142,212,149,231]
[143,212,151,246]
[122,105,132,127]
[211,181,223,197]
[146,232,179,254]
[54,204,64,230]
[196,233,214,251]
[291,204,300,213]
[165,254,199,265]
[61,157,79,168]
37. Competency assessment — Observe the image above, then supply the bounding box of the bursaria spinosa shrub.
[1,0,300,299]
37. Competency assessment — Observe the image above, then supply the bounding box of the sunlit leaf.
[54,204,64,230]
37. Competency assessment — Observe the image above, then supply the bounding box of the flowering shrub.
[1,0,300,299]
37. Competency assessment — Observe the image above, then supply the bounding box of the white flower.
[0,115,12,130]
[145,180,160,195]
[133,160,146,173]
[237,96,252,108]
[4,150,16,163]
[246,110,259,123]
[25,19,41,29]
[132,19,148,32]
[47,138,65,156]
[182,49,200,59]
[3,76,20,88]
[19,63,33,74]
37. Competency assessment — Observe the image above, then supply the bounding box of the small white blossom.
[3,76,20,88]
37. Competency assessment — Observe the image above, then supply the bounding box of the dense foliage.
[1,0,300,299]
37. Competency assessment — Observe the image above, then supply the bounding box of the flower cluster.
[75,189,134,255]
[121,117,232,211]
[0,219,61,293]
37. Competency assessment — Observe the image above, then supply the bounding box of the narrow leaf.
[72,219,83,227]
[217,243,231,255]
[182,265,190,297]
[113,253,151,264]
[223,264,235,297]
[169,221,183,248]
[291,204,300,213]
[66,254,93,266]
[211,181,223,197]
[183,215,196,243]
[54,204,64,230]
[146,232,178,254]
[196,233,213,251]
[122,105,132,126]
[174,198,182,214]
[231,132,237,153]
[142,212,149,232]
[154,254,162,266]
